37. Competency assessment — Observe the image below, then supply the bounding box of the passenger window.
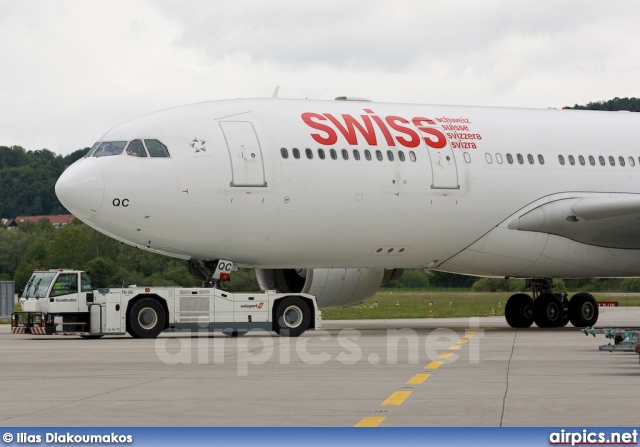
[619,156,625,166]
[341,149,349,160]
[293,148,300,159]
[330,149,337,160]
[318,149,325,160]
[568,155,575,165]
[398,151,406,162]
[364,150,372,161]
[93,141,127,157]
[578,155,585,166]
[387,150,394,161]
[589,155,595,166]
[609,156,615,166]
[85,142,100,157]
[629,156,635,167]
[353,149,361,160]
[409,151,417,162]
[496,153,503,164]
[464,152,472,163]
[485,153,492,164]
[144,140,170,157]
[280,148,289,159]
[538,154,544,165]
[599,156,605,166]
[527,154,534,164]
[507,153,513,164]
[376,150,383,161]
[517,154,524,164]
[50,273,78,297]
[305,148,313,159]
[558,155,565,165]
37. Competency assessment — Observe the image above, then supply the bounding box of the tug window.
[144,139,170,157]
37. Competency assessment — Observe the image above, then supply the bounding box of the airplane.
[54,96,640,329]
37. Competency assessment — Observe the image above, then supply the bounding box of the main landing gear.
[504,279,599,329]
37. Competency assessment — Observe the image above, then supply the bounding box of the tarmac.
[0,307,639,427]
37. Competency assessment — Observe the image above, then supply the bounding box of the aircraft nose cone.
[55,159,105,218]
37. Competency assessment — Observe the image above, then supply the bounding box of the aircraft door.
[219,121,266,187]
[422,126,459,189]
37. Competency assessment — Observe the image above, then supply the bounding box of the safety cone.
[429,310,433,318]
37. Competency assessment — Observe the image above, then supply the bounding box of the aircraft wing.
[507,196,640,249]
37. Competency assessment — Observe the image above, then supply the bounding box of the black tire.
[569,293,599,327]
[504,293,534,328]
[534,293,564,328]
[127,298,166,338]
[274,297,311,337]
[80,335,103,339]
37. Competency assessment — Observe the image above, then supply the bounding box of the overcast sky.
[1,0,639,155]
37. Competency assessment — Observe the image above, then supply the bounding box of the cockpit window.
[126,140,148,157]
[144,139,170,157]
[85,142,100,158]
[93,141,127,157]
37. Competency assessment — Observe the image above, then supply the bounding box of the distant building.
[7,215,76,230]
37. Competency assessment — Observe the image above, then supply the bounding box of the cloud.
[0,0,639,154]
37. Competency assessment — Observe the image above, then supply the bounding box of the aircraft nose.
[55,159,105,218]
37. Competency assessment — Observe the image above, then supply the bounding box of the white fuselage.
[55,98,640,279]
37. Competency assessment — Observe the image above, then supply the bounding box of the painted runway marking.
[355,417,386,427]
[438,352,453,359]
[406,373,430,384]
[425,360,443,370]
[381,390,412,406]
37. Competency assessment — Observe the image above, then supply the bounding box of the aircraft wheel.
[504,293,534,328]
[128,298,166,338]
[569,293,599,327]
[533,293,563,328]
[274,297,311,337]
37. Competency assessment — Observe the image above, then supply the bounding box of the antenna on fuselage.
[271,86,280,99]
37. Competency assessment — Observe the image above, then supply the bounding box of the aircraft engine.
[255,268,403,308]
